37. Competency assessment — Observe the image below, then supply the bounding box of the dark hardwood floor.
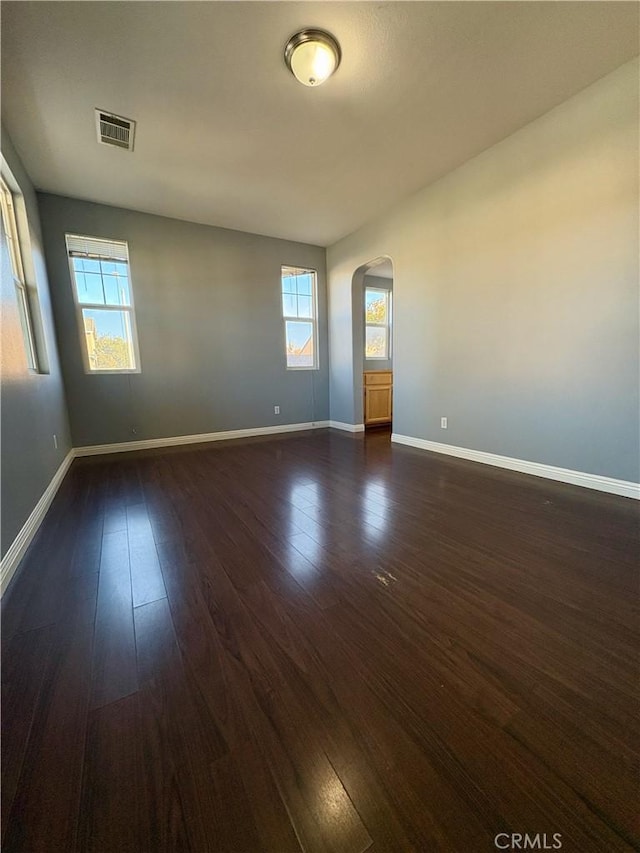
[2,428,638,852]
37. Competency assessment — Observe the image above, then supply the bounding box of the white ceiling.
[2,2,638,247]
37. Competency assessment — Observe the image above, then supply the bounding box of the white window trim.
[66,235,142,375]
[0,175,39,371]
[365,286,391,360]
[282,265,319,371]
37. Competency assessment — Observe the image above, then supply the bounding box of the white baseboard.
[391,434,640,500]
[1,450,75,597]
[74,420,331,457]
[329,421,365,433]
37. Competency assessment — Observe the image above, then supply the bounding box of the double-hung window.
[282,265,318,369]
[0,177,38,370]
[365,286,391,359]
[66,234,140,373]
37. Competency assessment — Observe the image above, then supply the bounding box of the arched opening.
[351,256,394,433]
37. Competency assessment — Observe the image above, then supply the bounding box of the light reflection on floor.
[361,478,391,539]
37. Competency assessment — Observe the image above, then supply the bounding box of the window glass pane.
[1,179,38,369]
[282,275,297,295]
[282,266,317,369]
[1,186,22,282]
[365,289,387,324]
[82,308,135,370]
[296,275,312,296]
[80,272,106,304]
[103,270,131,306]
[102,274,120,306]
[366,326,387,358]
[285,320,314,368]
[16,285,37,368]
[72,261,132,306]
[282,292,297,317]
[67,235,138,373]
[73,271,86,293]
[297,295,312,318]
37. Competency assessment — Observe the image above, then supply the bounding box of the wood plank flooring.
[2,428,638,852]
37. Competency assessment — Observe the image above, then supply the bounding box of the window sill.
[84,368,142,375]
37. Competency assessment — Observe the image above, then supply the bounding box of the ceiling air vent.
[95,109,136,151]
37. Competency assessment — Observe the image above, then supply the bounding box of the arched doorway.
[351,257,394,431]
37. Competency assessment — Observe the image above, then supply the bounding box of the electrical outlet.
[274,406,280,415]
[440,417,448,429]
[53,434,58,449]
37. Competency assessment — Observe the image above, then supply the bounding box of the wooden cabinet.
[364,371,392,426]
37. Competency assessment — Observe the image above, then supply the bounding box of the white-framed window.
[0,176,39,370]
[66,234,141,373]
[282,265,318,370]
[365,286,391,359]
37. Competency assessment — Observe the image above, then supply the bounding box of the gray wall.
[328,59,639,483]
[363,273,393,372]
[37,194,328,447]
[1,128,72,559]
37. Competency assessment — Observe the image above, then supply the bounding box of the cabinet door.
[365,385,392,424]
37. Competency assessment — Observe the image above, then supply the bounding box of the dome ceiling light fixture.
[284,28,341,87]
